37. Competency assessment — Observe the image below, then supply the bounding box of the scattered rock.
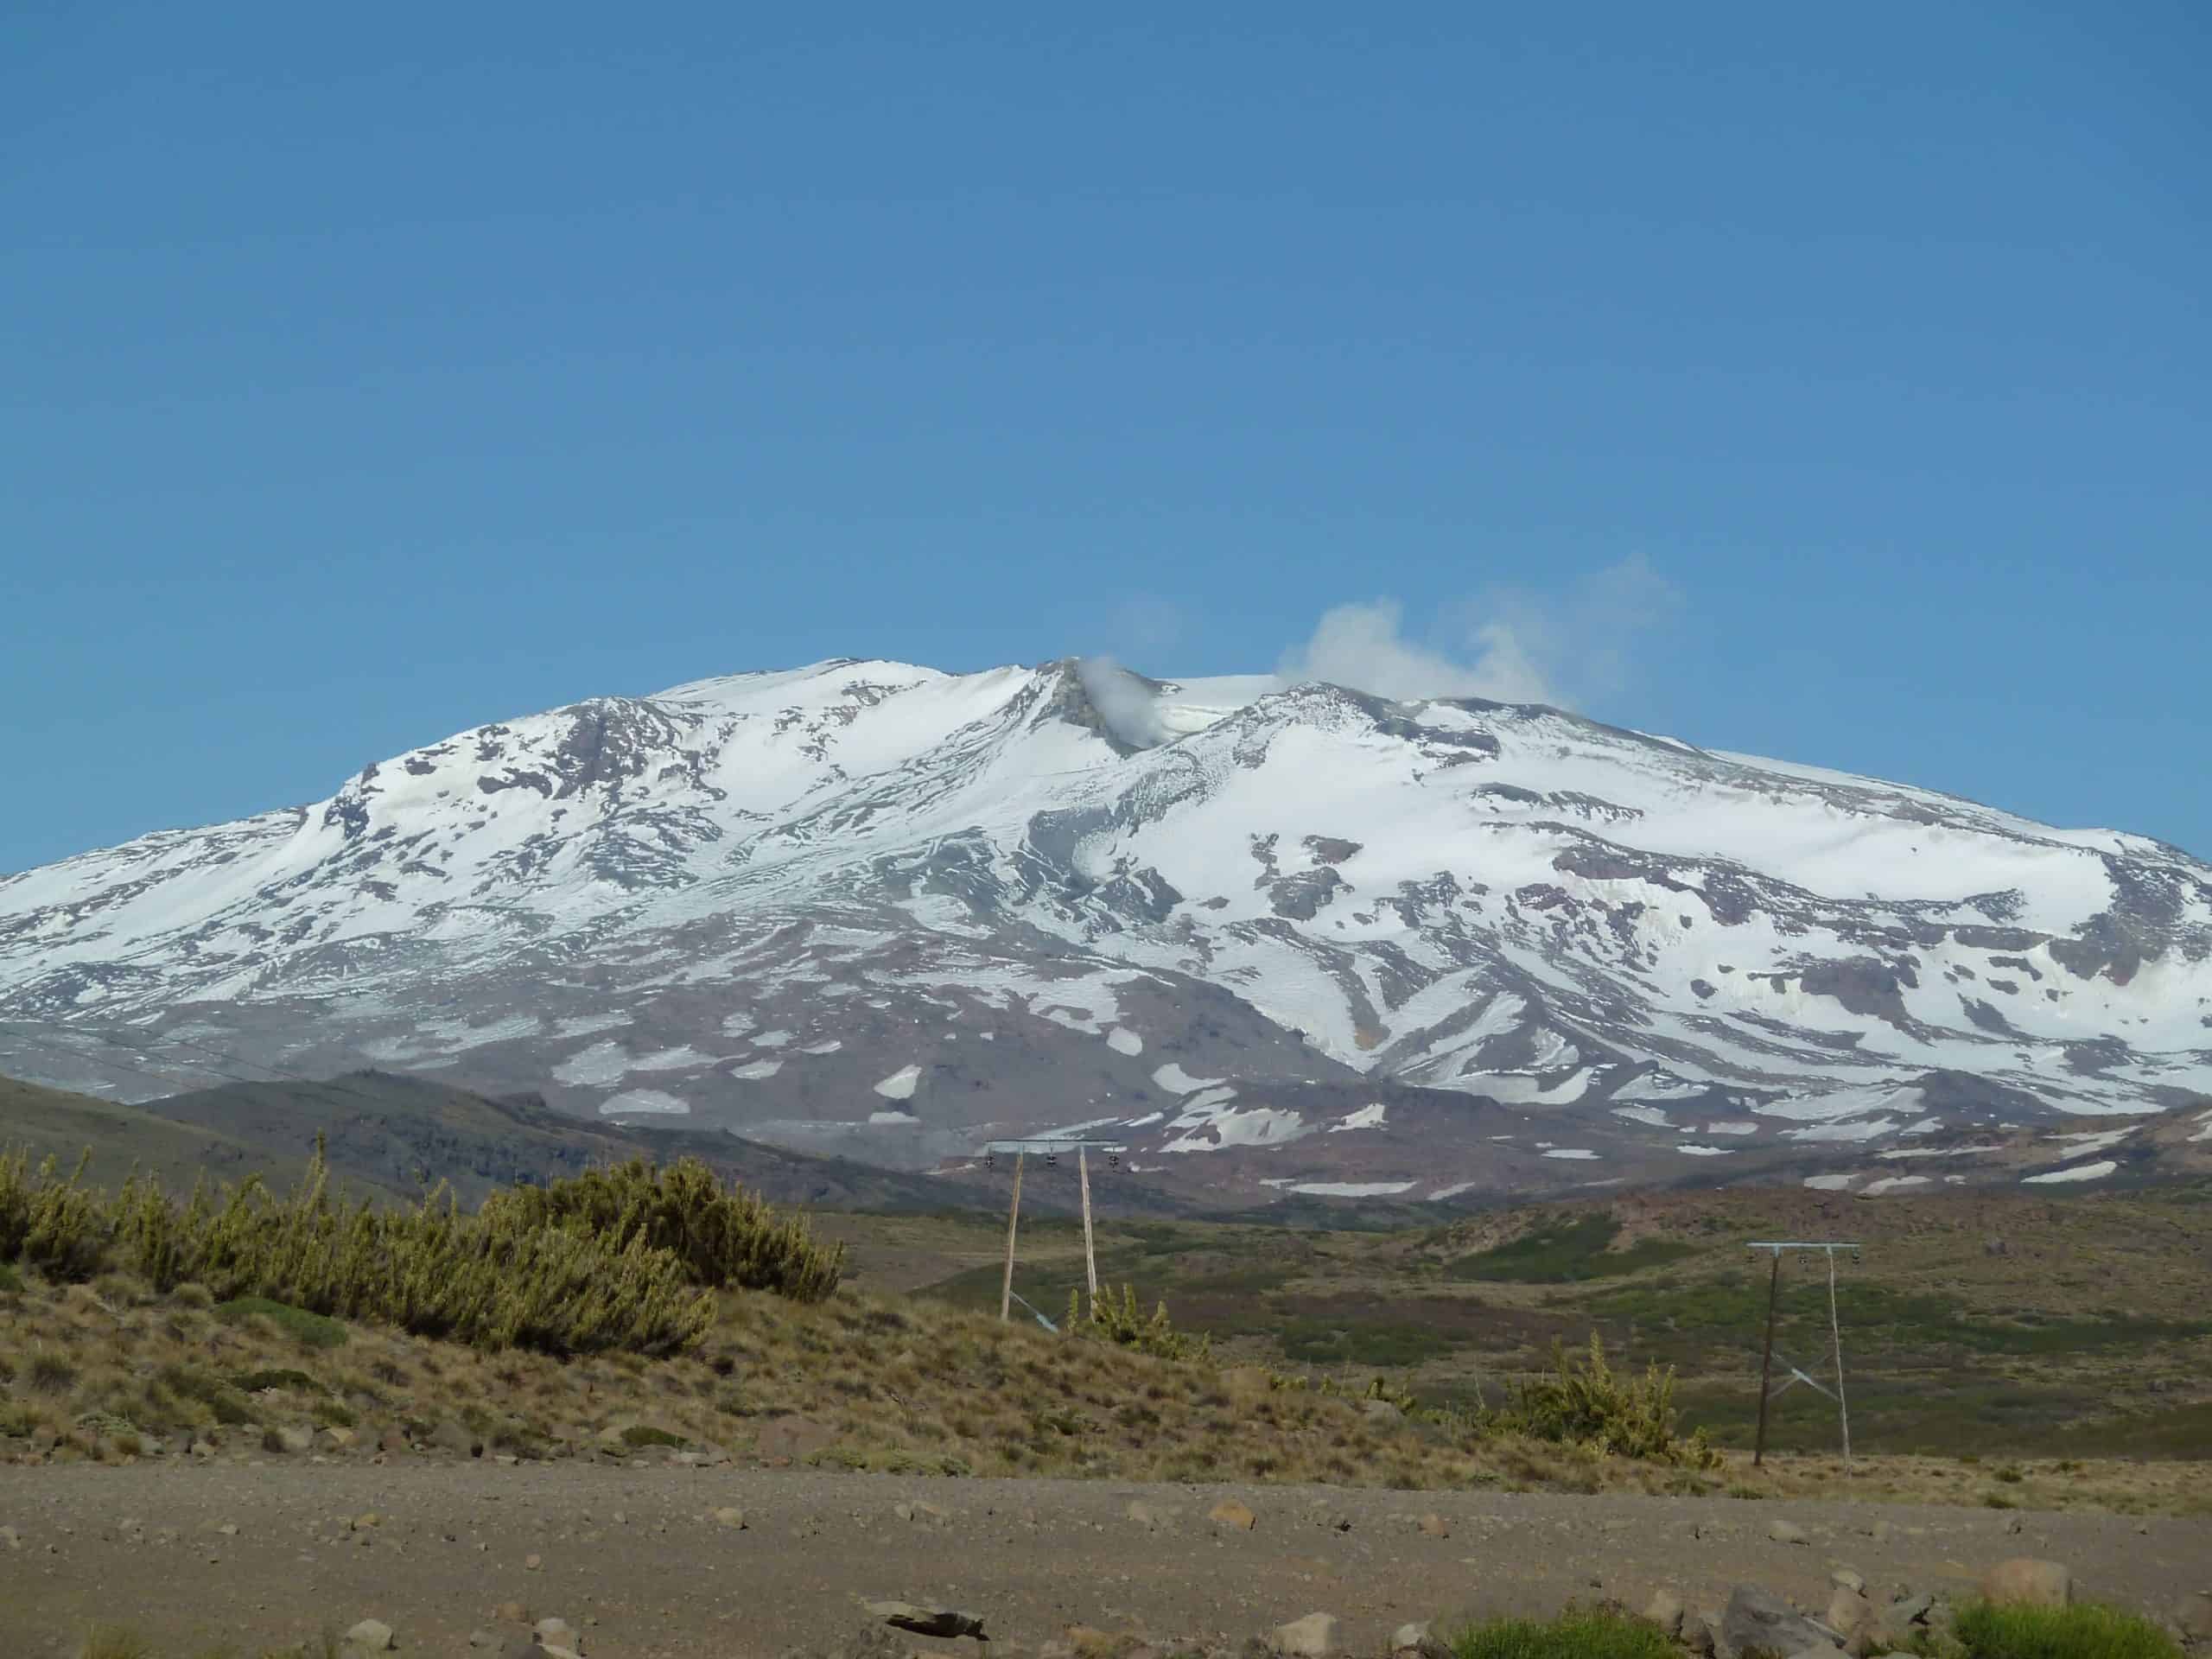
[525,1552,543,1571]
[272,1427,315,1454]
[351,1513,381,1531]
[1682,1614,1719,1659]
[536,1616,583,1652]
[378,1426,410,1455]
[1125,1501,1174,1531]
[1207,1500,1257,1531]
[866,1600,988,1640]
[1643,1590,1685,1640]
[1416,1513,1451,1540]
[894,1500,950,1526]
[342,1619,396,1654]
[494,1601,531,1624]
[1721,1585,1840,1659]
[1391,1622,1432,1652]
[0,1526,20,1550]
[1271,1613,1342,1658]
[1767,1519,1810,1546]
[467,1634,499,1651]
[1826,1589,1872,1642]
[321,1426,358,1451]
[1980,1560,2072,1609]
[1831,1572,1865,1595]
[713,1506,747,1530]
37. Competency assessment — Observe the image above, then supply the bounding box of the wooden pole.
[1752,1251,1782,1467]
[999,1149,1025,1323]
[1078,1147,1099,1306]
[1827,1248,1852,1469]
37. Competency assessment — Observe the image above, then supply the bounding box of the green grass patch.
[1277,1315,1458,1368]
[1450,1216,1695,1284]
[620,1423,687,1448]
[1951,1601,2180,1659]
[0,1260,22,1293]
[1449,1608,1679,1659]
[214,1297,349,1350]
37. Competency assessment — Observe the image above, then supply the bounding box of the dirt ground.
[3,1463,2206,1658]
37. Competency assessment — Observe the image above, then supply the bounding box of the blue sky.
[4,3,2208,872]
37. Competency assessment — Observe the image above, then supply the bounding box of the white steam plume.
[1279,556,1678,713]
[1074,656,1171,747]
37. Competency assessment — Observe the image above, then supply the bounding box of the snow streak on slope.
[3,658,2209,1189]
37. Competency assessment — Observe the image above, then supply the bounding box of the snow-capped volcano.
[4,658,2209,1202]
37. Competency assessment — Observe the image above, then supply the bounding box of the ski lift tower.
[1746,1240,1862,1468]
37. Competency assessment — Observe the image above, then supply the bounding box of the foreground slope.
[3,658,2209,1200]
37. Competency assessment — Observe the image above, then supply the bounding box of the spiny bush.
[1494,1334,1722,1469]
[2,1143,730,1356]
[0,1149,109,1280]
[479,1155,844,1301]
[1065,1282,1209,1361]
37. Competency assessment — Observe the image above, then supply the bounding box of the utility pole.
[1748,1241,1861,1469]
[1078,1146,1099,1306]
[1752,1251,1782,1466]
[999,1149,1025,1323]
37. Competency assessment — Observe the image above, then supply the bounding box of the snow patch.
[728,1058,783,1081]
[1330,1103,1389,1133]
[599,1089,688,1116]
[1675,1144,1732,1156]
[1802,1173,1857,1191]
[1860,1175,1932,1195]
[1291,1181,1417,1198]
[874,1064,923,1100]
[1105,1027,1144,1057]
[2023,1160,2118,1185]
[554,1041,633,1087]
[1541,1147,1600,1160]
[1153,1062,1224,1095]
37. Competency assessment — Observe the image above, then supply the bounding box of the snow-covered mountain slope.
[4,658,2209,1202]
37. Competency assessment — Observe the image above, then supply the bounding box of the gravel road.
[3,1463,2205,1657]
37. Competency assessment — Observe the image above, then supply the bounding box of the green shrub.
[215,1299,350,1350]
[1451,1608,1680,1659]
[479,1156,844,1300]
[0,1141,844,1357]
[0,1259,22,1293]
[1494,1335,1722,1468]
[1951,1601,2180,1659]
[4,1141,715,1357]
[1065,1283,1209,1361]
[620,1424,687,1448]
[0,1149,111,1280]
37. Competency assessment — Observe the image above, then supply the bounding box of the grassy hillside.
[0,1069,967,1210]
[887,1179,2212,1465]
[0,1075,335,1195]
